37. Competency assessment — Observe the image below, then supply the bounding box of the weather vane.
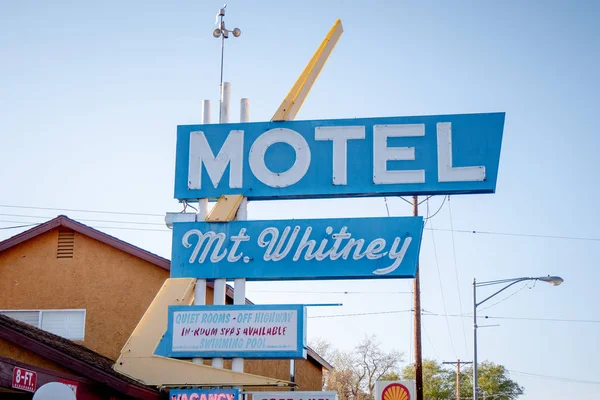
[213,4,241,123]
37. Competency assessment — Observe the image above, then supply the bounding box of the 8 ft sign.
[12,367,37,392]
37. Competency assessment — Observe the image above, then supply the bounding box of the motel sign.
[174,113,504,200]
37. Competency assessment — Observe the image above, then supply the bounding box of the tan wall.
[0,337,72,374]
[0,228,169,360]
[0,227,325,388]
[295,359,324,391]
[246,359,291,382]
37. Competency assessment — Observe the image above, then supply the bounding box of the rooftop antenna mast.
[213,4,241,123]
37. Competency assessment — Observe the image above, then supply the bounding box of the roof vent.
[57,229,75,259]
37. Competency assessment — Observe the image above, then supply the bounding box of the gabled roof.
[0,215,332,371]
[0,215,170,270]
[0,313,163,399]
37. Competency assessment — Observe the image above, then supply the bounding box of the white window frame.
[0,309,86,341]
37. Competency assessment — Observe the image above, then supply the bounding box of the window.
[0,309,86,341]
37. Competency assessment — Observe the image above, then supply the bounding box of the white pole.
[203,100,211,124]
[211,278,226,368]
[193,102,211,366]
[220,82,231,123]
[232,98,249,374]
[211,85,232,369]
[240,98,250,123]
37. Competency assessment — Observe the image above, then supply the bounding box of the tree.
[402,359,523,400]
[402,360,454,400]
[311,335,403,400]
[460,362,524,400]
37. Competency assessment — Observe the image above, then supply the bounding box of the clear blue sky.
[1,1,599,398]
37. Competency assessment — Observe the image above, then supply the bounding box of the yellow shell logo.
[382,383,410,400]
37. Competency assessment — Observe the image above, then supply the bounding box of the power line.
[0,223,39,230]
[0,204,164,217]
[428,214,458,358]
[483,315,600,324]
[0,213,165,226]
[509,370,600,385]
[421,318,439,359]
[0,219,170,233]
[3,204,599,243]
[424,195,446,222]
[308,309,412,318]
[423,312,600,324]
[249,290,411,294]
[292,307,600,323]
[447,197,469,355]
[477,282,530,312]
[425,227,600,242]
[89,225,170,232]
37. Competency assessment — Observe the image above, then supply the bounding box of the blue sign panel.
[170,216,423,281]
[174,113,504,200]
[157,305,306,359]
[170,388,240,400]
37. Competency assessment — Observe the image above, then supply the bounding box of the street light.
[472,275,563,399]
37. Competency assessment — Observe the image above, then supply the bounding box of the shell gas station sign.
[375,381,416,400]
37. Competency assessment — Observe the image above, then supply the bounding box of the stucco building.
[0,216,330,399]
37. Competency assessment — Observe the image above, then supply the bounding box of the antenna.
[212,4,241,123]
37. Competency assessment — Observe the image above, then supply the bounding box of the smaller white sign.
[167,305,306,359]
[375,380,415,400]
[249,391,338,400]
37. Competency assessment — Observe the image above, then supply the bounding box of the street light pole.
[471,275,563,400]
[472,280,478,400]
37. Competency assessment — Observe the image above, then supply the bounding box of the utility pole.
[413,196,423,400]
[443,360,472,400]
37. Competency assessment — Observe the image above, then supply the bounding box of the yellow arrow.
[114,278,294,387]
[272,19,343,122]
[205,194,245,222]
[116,20,345,386]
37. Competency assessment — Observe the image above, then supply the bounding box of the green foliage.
[402,359,523,400]
[460,361,524,400]
[402,360,454,400]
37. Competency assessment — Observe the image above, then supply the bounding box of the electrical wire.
[399,196,413,206]
[383,197,391,217]
[428,209,458,358]
[509,370,600,385]
[423,311,600,324]
[477,282,530,312]
[3,204,599,243]
[421,317,439,359]
[423,195,447,222]
[308,309,411,318]
[447,197,469,354]
[249,290,411,294]
[417,195,433,206]
[0,223,39,230]
[88,225,170,232]
[0,213,165,226]
[425,227,600,242]
[0,204,163,217]
[0,219,170,233]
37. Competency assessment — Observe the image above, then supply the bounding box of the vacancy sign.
[249,391,338,400]
[170,388,240,400]
[12,367,37,392]
[170,216,423,280]
[174,113,504,200]
[156,304,306,359]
